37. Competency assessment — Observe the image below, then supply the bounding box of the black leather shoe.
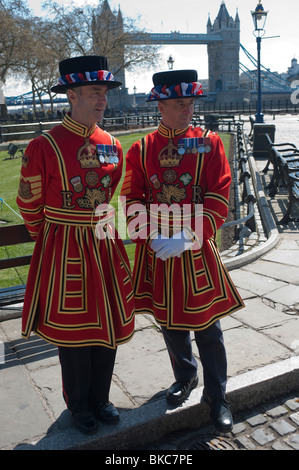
[94,401,120,424]
[166,376,199,406]
[204,393,233,433]
[72,411,99,435]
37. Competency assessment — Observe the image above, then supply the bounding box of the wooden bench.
[218,115,237,132]
[264,135,299,224]
[7,143,24,159]
[264,134,299,197]
[275,152,299,225]
[204,114,237,132]
[0,224,33,307]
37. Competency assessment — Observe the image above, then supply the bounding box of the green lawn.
[0,130,232,288]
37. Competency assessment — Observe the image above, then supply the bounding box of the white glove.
[155,230,194,261]
[150,234,169,252]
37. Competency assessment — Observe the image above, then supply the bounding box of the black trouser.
[161,320,227,401]
[58,345,117,415]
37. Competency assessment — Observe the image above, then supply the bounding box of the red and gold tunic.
[17,114,135,348]
[120,122,244,330]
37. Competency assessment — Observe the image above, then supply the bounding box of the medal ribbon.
[178,137,211,154]
[96,144,119,164]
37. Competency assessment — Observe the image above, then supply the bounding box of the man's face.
[68,84,108,128]
[158,97,195,129]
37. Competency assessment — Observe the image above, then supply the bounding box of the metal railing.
[223,123,256,232]
[193,98,299,116]
[0,113,243,143]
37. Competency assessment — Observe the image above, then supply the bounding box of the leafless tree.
[43,0,161,77]
[1,0,161,117]
[0,0,30,116]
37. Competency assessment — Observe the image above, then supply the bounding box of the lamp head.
[167,55,175,70]
[251,1,268,33]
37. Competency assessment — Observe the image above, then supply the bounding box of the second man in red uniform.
[121,69,244,432]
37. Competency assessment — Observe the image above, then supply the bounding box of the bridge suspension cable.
[240,43,292,92]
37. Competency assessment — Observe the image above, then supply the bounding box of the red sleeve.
[16,138,47,240]
[201,134,231,240]
[120,139,150,244]
[110,138,124,196]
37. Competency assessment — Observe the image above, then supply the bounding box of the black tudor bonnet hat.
[146,69,204,101]
[51,55,122,94]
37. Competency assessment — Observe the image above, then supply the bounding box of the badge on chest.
[77,139,100,168]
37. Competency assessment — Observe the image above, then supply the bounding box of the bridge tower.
[207,3,240,99]
[91,0,126,88]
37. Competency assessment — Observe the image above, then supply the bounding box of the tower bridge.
[135,2,241,101]
[146,32,222,45]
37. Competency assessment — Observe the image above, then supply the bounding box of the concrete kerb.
[16,356,299,450]
[15,392,210,451]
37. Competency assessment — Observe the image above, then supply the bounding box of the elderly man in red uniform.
[121,70,244,432]
[16,56,135,434]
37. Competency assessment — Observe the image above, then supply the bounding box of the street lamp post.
[251,1,268,123]
[133,86,137,115]
[167,55,175,70]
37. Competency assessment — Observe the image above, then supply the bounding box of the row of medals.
[96,144,119,164]
[178,138,211,155]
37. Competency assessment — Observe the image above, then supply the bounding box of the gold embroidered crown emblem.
[158,140,182,167]
[77,139,100,168]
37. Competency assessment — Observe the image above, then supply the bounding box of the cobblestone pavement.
[131,390,299,451]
